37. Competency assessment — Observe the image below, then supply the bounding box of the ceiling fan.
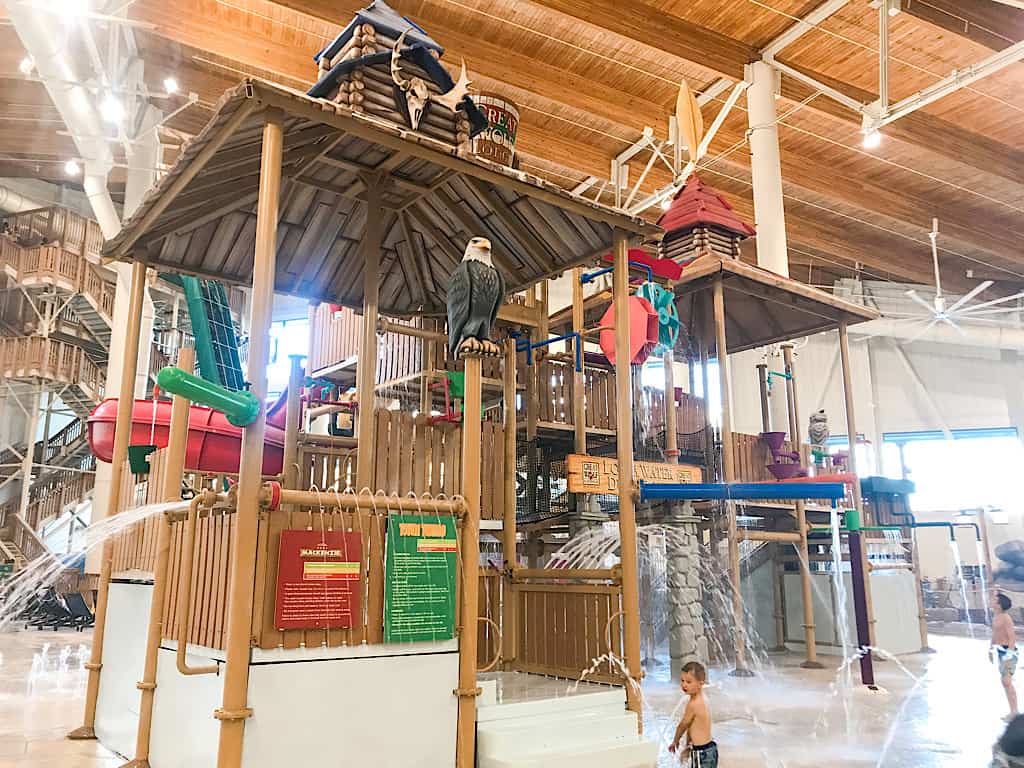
[879,218,1024,343]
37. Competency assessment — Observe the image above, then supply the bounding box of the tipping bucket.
[471,95,519,167]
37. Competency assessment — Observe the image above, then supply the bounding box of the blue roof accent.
[307,44,489,139]
[314,0,443,64]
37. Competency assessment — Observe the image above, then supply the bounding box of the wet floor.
[0,629,122,767]
[0,627,1010,766]
[643,632,1006,766]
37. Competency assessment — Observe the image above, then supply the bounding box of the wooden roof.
[674,256,879,354]
[102,79,657,316]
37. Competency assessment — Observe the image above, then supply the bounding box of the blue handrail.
[638,481,847,503]
[516,332,582,371]
[580,260,655,285]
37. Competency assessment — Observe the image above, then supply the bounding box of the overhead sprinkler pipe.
[580,260,654,285]
[156,366,259,428]
[953,522,982,542]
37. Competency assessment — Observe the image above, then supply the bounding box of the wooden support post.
[782,343,822,668]
[502,338,518,666]
[283,355,304,490]
[572,267,586,454]
[456,349,484,768]
[909,527,933,653]
[837,323,875,649]
[356,176,384,491]
[524,287,539,521]
[612,230,644,722]
[69,258,147,741]
[124,347,194,768]
[357,175,386,644]
[699,343,714,479]
[770,544,787,652]
[215,109,284,768]
[713,278,750,676]
[420,318,437,414]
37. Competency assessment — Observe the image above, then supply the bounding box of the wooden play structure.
[53,4,901,765]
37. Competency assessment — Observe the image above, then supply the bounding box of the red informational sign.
[274,529,362,631]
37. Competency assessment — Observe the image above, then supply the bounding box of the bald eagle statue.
[447,237,506,358]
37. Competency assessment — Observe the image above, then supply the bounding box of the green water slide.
[179,276,246,391]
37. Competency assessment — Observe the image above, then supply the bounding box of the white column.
[745,60,789,278]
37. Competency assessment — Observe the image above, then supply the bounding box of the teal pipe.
[181,276,222,387]
[157,366,260,427]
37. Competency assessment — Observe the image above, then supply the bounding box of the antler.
[433,59,472,112]
[390,29,412,90]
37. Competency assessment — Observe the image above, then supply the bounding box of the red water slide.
[87,391,289,475]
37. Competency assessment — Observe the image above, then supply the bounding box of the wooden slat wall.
[307,304,424,385]
[511,574,624,685]
[298,410,506,520]
[518,358,616,431]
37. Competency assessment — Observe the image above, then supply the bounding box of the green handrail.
[156,366,260,427]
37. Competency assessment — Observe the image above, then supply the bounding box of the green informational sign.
[384,514,457,643]
[0,563,13,580]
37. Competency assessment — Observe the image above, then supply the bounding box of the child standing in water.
[992,592,1019,720]
[669,661,717,767]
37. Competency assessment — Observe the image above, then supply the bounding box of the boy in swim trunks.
[669,661,717,767]
[992,592,1018,720]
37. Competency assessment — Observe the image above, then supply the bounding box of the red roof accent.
[599,248,683,281]
[656,174,756,239]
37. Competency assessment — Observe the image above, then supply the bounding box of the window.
[265,318,310,401]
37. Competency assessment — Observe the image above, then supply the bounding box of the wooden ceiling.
[2,0,1023,294]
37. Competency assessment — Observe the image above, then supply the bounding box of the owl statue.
[808,409,830,448]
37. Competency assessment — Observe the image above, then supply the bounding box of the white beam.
[760,0,851,58]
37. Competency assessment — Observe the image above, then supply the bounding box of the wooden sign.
[274,529,362,631]
[567,454,703,494]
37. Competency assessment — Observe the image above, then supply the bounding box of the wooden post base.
[800,660,825,669]
[119,759,151,768]
[66,726,96,740]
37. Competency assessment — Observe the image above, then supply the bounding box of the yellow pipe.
[176,491,220,676]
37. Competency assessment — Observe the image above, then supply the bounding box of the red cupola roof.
[656,174,756,239]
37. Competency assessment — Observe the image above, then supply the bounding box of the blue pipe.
[580,260,655,285]
[912,521,956,541]
[953,522,982,541]
[516,331,582,371]
[638,481,847,503]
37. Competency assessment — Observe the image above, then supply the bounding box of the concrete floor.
[0,628,1010,766]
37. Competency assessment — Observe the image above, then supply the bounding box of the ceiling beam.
[902,0,1024,51]
[513,0,1024,185]
[135,1,1024,276]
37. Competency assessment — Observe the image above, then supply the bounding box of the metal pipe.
[177,492,220,676]
[953,522,982,541]
[756,363,771,433]
[455,349,484,768]
[738,530,802,543]
[912,521,956,541]
[128,346,195,765]
[282,355,304,489]
[215,109,284,768]
[613,229,644,719]
[70,258,147,741]
[267,486,466,515]
[517,331,582,371]
[639,481,846,502]
[581,259,654,285]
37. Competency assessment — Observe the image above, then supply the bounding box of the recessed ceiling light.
[18,57,34,76]
[100,94,124,124]
[660,198,672,211]
[64,159,81,176]
[862,129,882,149]
[163,77,179,95]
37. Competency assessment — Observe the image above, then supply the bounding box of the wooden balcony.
[1,206,105,261]
[0,336,105,414]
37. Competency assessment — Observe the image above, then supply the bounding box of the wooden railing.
[0,336,104,398]
[0,240,115,325]
[25,469,94,530]
[300,409,508,521]
[1,206,105,260]
[524,358,617,431]
[307,304,360,375]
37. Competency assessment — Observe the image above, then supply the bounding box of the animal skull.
[391,30,431,130]
[390,30,472,130]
